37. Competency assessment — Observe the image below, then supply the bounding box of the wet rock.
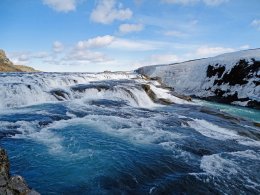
[140,76,192,102]
[0,148,40,195]
[120,87,139,105]
[147,76,174,90]
[0,130,22,139]
[171,91,192,102]
[157,98,173,105]
[200,107,241,123]
[0,149,10,186]
[71,84,110,92]
[247,100,260,110]
[38,120,52,127]
[254,122,260,128]
[50,89,70,101]
[141,84,174,105]
[141,84,157,101]
[237,130,260,141]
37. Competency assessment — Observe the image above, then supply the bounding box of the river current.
[0,72,259,194]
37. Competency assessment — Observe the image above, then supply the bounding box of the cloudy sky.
[1,0,259,72]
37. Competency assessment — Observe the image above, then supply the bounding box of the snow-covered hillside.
[136,49,260,108]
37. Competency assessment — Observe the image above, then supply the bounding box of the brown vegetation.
[0,49,40,72]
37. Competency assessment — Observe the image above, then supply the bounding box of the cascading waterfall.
[0,72,259,194]
[0,72,187,108]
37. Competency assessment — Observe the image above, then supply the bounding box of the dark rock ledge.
[0,148,40,195]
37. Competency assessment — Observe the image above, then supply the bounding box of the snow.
[136,49,260,107]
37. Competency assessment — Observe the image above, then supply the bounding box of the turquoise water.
[195,99,260,122]
[0,73,259,194]
[1,100,260,194]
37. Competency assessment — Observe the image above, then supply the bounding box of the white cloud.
[76,35,163,51]
[32,52,49,59]
[132,53,183,68]
[90,0,132,24]
[76,35,115,50]
[8,51,52,67]
[162,0,229,6]
[134,0,144,6]
[251,19,260,30]
[53,41,64,52]
[14,54,30,64]
[109,38,162,51]
[195,46,235,57]
[203,0,229,6]
[66,50,111,63]
[7,52,31,65]
[119,23,144,33]
[164,30,187,37]
[42,0,77,12]
[150,54,182,64]
[162,0,198,5]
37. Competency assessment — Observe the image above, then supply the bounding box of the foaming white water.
[185,118,260,146]
[201,153,239,176]
[149,85,193,105]
[185,119,238,140]
[0,72,136,108]
[0,72,192,109]
[200,150,260,177]
[77,86,156,108]
[0,101,181,156]
[0,120,64,154]
[13,119,93,159]
[0,83,56,108]
[199,150,260,192]
[53,113,184,145]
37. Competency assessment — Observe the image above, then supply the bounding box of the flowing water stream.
[0,72,259,194]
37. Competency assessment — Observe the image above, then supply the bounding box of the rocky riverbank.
[0,148,40,195]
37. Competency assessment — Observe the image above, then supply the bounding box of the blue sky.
[1,0,260,72]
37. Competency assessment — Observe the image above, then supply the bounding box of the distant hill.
[0,49,40,72]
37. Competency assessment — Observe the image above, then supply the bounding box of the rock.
[0,49,39,72]
[0,49,13,65]
[140,76,191,102]
[141,84,157,102]
[141,84,174,105]
[0,149,10,187]
[200,107,241,123]
[0,148,40,195]
[254,122,260,128]
[50,89,70,101]
[157,98,173,105]
[71,84,110,93]
[171,91,192,102]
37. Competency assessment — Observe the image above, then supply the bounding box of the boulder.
[141,84,174,105]
[0,148,40,195]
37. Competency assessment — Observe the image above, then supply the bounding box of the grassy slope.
[0,49,39,72]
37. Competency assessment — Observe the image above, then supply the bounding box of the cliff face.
[136,49,260,109]
[0,49,39,72]
[0,148,40,195]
